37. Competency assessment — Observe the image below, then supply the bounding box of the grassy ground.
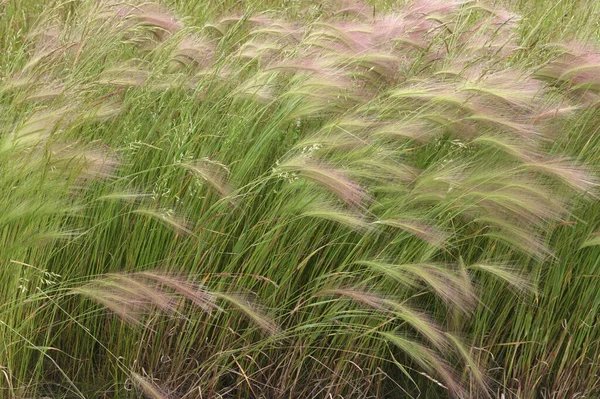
[1,0,600,398]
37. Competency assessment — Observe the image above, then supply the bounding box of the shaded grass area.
[1,0,600,398]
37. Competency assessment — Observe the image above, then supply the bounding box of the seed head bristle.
[376,219,448,247]
[278,156,369,208]
[131,372,169,399]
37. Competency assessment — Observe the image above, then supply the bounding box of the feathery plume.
[277,156,369,207]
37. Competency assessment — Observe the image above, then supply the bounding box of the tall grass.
[1,0,600,398]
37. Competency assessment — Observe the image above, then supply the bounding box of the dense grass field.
[2,0,600,397]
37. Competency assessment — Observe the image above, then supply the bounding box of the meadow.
[1,0,600,397]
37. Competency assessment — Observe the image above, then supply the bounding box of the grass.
[1,0,600,398]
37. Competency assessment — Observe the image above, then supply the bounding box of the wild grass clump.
[1,0,600,398]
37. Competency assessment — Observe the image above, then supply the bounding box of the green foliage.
[1,0,600,398]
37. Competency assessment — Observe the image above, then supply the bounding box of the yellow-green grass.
[1,0,600,398]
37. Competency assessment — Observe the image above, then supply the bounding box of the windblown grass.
[1,0,600,398]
